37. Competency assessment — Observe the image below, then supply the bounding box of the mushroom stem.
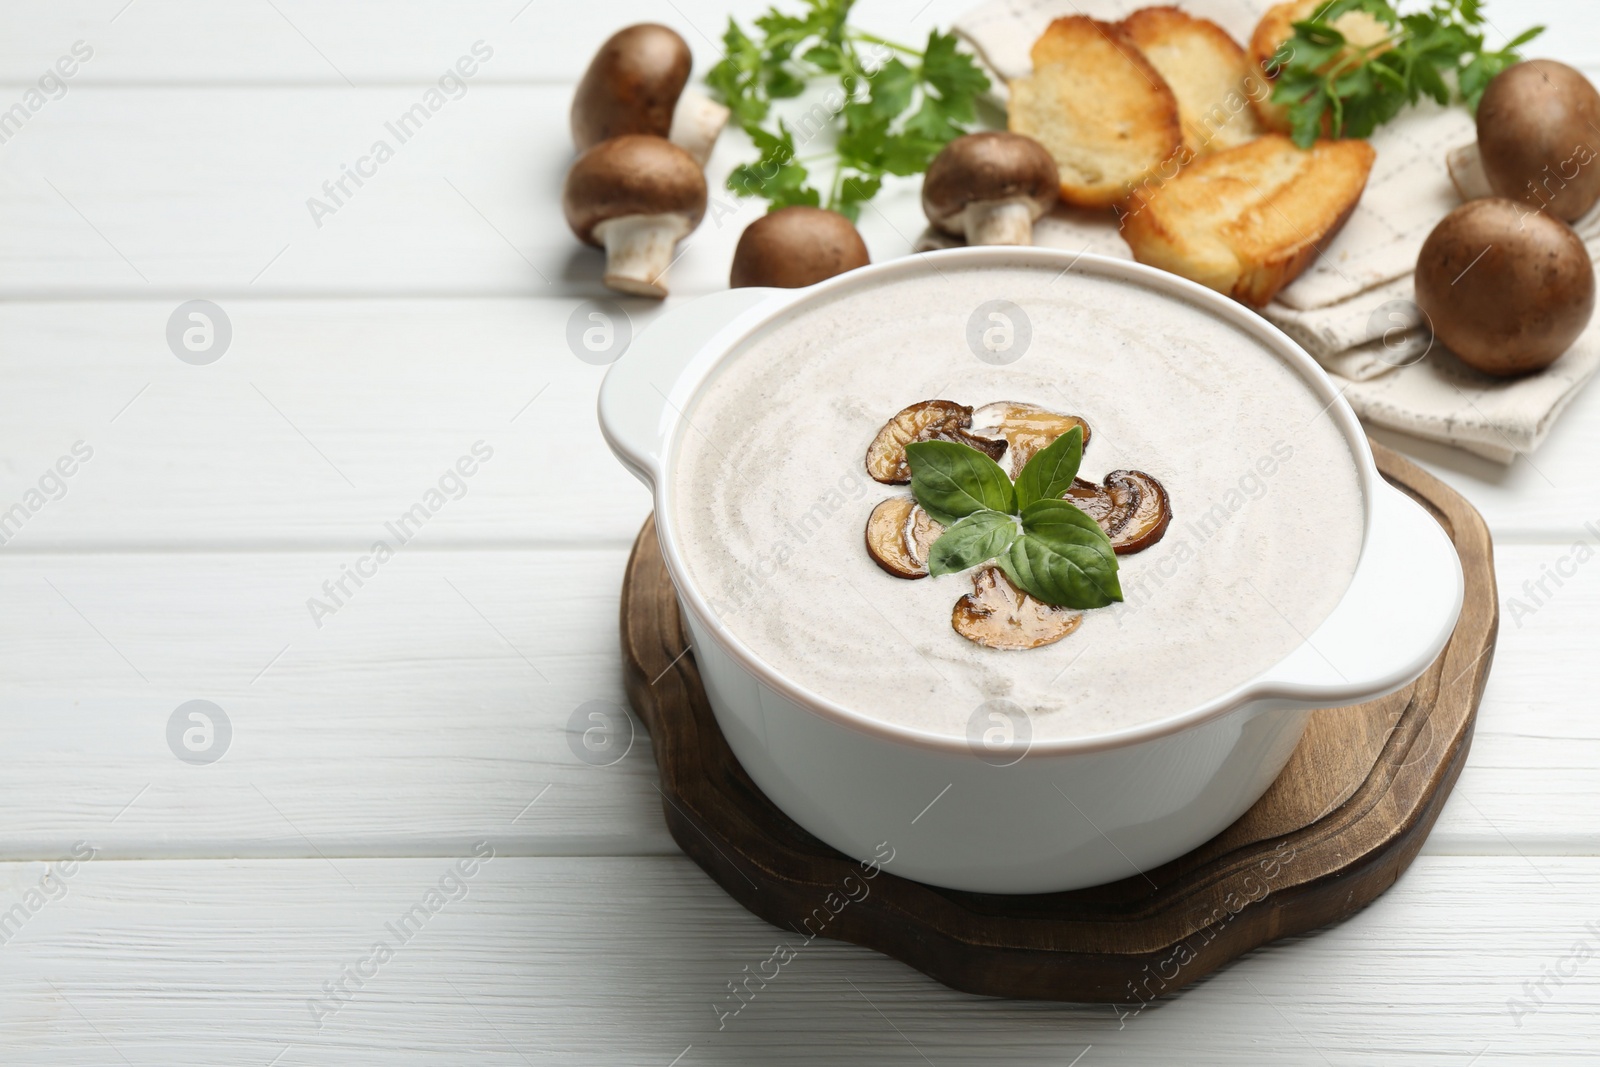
[1446,142,1493,202]
[963,198,1040,246]
[670,89,731,166]
[594,212,691,298]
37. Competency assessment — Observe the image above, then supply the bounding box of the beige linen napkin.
[951,0,1600,463]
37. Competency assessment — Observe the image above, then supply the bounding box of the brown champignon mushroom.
[570,23,730,166]
[1445,142,1493,202]
[563,135,707,299]
[1063,470,1172,554]
[966,401,1091,478]
[1102,470,1172,554]
[864,498,944,579]
[864,400,1007,485]
[904,504,942,569]
[1064,477,1118,527]
[921,133,1060,246]
[1414,197,1595,377]
[729,206,871,289]
[952,566,1082,650]
[865,497,925,579]
[1476,59,1600,222]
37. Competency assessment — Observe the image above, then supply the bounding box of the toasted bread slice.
[1008,16,1183,209]
[1248,1,1392,134]
[1117,6,1266,155]
[1119,134,1376,306]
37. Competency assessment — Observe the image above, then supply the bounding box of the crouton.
[1118,6,1268,155]
[1008,16,1184,208]
[1248,0,1393,134]
[1119,133,1377,306]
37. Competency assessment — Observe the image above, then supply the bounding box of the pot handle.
[1254,480,1464,705]
[597,287,780,488]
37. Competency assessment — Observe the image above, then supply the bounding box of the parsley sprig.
[907,427,1123,609]
[706,0,990,220]
[1271,0,1543,149]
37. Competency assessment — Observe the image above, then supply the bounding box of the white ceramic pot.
[599,248,1463,894]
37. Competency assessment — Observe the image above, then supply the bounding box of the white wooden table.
[1,1,1597,1062]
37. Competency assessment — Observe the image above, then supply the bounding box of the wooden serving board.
[620,441,1497,1003]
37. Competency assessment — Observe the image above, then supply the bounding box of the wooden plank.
[0,0,976,85]
[1371,404,1600,544]
[1444,540,1600,854]
[0,548,674,859]
[0,0,1589,85]
[0,86,654,297]
[0,299,652,548]
[1,297,1600,547]
[12,75,1591,300]
[0,84,920,298]
[0,854,1596,1063]
[0,543,1586,858]
[0,65,1594,527]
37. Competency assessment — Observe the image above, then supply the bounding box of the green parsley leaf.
[765,66,808,99]
[706,19,770,131]
[877,132,944,176]
[726,121,823,207]
[868,57,917,119]
[919,29,988,119]
[705,0,990,215]
[927,510,1020,576]
[801,43,844,73]
[1272,0,1542,149]
[834,172,882,221]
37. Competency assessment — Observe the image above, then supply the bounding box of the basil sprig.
[905,428,1121,609]
[901,439,1013,523]
[927,510,1019,575]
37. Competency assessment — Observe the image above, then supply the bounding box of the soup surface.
[671,261,1364,741]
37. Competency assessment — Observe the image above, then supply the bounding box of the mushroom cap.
[921,132,1060,231]
[1477,59,1600,221]
[571,23,693,152]
[729,206,870,289]
[1415,196,1596,375]
[562,135,707,246]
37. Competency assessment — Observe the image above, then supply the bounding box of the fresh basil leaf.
[1000,500,1121,608]
[905,440,1015,521]
[1014,426,1083,510]
[927,510,1019,577]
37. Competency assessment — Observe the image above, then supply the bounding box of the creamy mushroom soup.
[671,263,1365,741]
